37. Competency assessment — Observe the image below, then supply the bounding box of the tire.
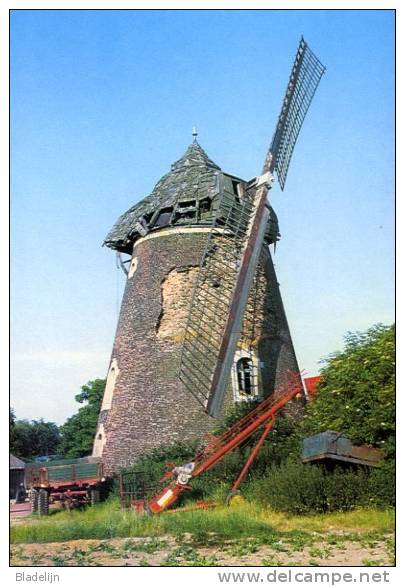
[38,489,49,516]
[15,488,25,503]
[30,489,39,513]
[90,488,100,506]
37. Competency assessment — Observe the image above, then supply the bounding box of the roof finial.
[192,126,198,142]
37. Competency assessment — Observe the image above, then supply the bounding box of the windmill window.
[154,209,173,228]
[199,198,213,221]
[143,212,154,224]
[199,198,212,212]
[178,200,196,210]
[236,357,254,395]
[232,180,240,199]
[176,201,197,220]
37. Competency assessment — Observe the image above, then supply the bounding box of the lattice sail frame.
[179,178,266,412]
[264,37,326,188]
[179,38,325,417]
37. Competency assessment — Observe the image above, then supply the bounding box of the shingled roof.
[104,141,279,254]
[10,454,25,469]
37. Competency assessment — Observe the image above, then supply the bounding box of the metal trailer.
[26,458,104,514]
[302,431,383,467]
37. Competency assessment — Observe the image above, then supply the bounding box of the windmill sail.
[264,37,326,189]
[179,38,325,417]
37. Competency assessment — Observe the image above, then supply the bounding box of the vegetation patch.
[11,498,394,546]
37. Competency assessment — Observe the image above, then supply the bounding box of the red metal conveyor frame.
[130,370,303,514]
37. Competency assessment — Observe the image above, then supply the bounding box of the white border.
[3,2,401,584]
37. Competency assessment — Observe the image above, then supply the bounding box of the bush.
[247,458,328,514]
[246,458,395,514]
[365,459,395,509]
[303,324,395,453]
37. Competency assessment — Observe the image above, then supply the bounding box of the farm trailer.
[26,457,105,514]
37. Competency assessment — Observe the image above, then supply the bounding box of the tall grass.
[10,498,394,545]
[259,507,395,534]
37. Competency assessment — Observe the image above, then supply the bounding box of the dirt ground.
[10,534,394,567]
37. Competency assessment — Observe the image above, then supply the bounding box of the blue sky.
[10,9,395,424]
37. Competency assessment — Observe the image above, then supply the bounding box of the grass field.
[10,500,395,566]
[11,498,394,543]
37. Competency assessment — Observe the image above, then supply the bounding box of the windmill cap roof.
[170,141,221,171]
[104,142,279,253]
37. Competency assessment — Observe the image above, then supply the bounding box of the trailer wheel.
[38,489,49,516]
[30,489,39,513]
[90,488,100,506]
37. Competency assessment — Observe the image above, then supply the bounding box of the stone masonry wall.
[95,228,302,474]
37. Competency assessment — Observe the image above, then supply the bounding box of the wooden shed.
[10,454,25,499]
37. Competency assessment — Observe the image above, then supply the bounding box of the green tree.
[10,408,16,450]
[303,324,395,455]
[10,415,61,460]
[58,378,106,458]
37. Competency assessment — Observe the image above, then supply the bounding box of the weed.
[189,531,210,545]
[261,557,283,566]
[362,559,385,566]
[49,554,69,566]
[11,547,29,562]
[349,531,387,549]
[71,548,88,558]
[185,552,218,567]
[308,547,330,559]
[69,548,90,566]
[270,540,289,553]
[160,551,182,566]
[159,545,218,567]
[385,536,395,565]
[89,541,117,554]
[326,536,338,545]
[30,553,43,565]
[228,539,260,557]
[285,531,314,551]
[122,538,165,554]
[308,558,320,566]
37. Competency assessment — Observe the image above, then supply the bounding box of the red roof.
[304,376,322,398]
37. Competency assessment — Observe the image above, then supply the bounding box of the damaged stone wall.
[156,267,199,342]
[94,227,302,474]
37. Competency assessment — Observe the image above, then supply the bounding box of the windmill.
[117,38,326,514]
[179,37,326,417]
[94,37,325,475]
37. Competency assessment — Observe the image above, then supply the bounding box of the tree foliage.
[10,414,61,460]
[303,324,395,454]
[58,379,106,458]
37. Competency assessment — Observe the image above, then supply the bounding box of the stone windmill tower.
[93,38,325,475]
[93,140,300,474]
